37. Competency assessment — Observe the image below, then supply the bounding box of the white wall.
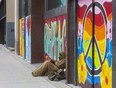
[14,0,19,54]
[6,0,15,22]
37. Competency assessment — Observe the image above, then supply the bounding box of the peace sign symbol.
[83,2,107,76]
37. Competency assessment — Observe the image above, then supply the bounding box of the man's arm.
[55,59,66,69]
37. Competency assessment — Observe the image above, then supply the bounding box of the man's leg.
[45,61,59,76]
[32,61,58,76]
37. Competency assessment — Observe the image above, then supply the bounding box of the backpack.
[48,69,66,81]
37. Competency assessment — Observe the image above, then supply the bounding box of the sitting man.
[32,51,66,77]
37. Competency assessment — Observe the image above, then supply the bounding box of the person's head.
[59,51,66,60]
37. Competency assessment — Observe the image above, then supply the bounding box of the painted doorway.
[77,0,112,88]
[44,0,67,61]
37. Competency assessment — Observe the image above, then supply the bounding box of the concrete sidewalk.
[0,45,80,88]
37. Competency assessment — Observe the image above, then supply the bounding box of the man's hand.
[49,59,56,64]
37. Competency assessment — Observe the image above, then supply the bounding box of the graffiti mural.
[44,15,66,60]
[19,18,25,57]
[94,1,112,88]
[77,0,112,88]
[25,15,31,62]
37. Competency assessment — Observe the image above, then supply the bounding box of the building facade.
[0,0,115,87]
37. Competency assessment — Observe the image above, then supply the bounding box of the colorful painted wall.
[19,18,25,57]
[77,0,112,88]
[44,15,66,60]
[25,15,31,62]
[19,16,31,62]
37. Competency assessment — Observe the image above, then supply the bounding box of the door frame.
[67,0,77,85]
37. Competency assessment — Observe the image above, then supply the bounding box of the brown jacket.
[55,59,66,69]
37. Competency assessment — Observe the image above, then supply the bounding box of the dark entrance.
[0,17,6,44]
[0,0,6,45]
